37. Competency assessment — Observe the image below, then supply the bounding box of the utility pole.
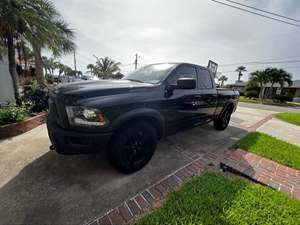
[73,50,77,76]
[134,53,140,70]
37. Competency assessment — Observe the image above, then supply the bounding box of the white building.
[0,53,15,105]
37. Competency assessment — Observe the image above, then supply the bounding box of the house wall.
[293,89,300,102]
[0,54,15,105]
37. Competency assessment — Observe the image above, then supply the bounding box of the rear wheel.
[109,121,158,174]
[214,107,233,130]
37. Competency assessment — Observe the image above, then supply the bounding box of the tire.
[214,107,233,131]
[109,121,158,174]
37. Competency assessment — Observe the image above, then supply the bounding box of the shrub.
[22,80,49,113]
[274,95,293,102]
[45,75,55,84]
[245,90,258,99]
[0,104,30,125]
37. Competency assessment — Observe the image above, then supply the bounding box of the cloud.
[51,0,300,83]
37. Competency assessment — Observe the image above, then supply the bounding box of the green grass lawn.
[239,96,300,107]
[233,132,300,170]
[276,112,300,126]
[137,172,300,225]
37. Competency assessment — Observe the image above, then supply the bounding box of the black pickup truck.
[47,63,239,173]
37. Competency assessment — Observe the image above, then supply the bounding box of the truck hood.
[52,79,156,99]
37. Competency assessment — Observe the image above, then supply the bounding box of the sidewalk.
[257,117,300,147]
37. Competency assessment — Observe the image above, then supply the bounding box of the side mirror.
[176,78,196,89]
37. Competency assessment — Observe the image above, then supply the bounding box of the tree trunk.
[258,83,265,102]
[7,34,20,103]
[33,45,44,84]
[268,83,274,99]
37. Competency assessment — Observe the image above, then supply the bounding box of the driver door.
[162,64,202,131]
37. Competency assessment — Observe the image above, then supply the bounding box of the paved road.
[0,106,272,225]
[239,102,300,113]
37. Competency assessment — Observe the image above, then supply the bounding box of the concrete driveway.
[0,106,276,225]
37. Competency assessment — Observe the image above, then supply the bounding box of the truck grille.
[49,93,68,128]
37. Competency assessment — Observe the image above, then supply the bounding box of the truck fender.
[111,108,165,139]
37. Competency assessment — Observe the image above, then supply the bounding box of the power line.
[211,0,300,28]
[220,59,300,67]
[220,65,300,74]
[224,0,300,23]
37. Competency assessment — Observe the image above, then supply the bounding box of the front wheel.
[214,107,233,130]
[109,121,158,174]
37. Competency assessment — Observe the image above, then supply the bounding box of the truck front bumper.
[47,122,112,155]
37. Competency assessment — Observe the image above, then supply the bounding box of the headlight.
[65,106,108,127]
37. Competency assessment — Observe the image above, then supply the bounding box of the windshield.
[122,64,175,84]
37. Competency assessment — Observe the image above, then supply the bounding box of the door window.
[197,68,213,89]
[167,65,197,85]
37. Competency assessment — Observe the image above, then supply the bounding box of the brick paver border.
[85,150,227,225]
[248,114,273,132]
[221,149,300,200]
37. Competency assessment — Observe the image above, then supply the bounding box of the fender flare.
[111,108,165,138]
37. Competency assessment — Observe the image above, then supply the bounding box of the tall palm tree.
[249,70,270,100]
[0,0,75,101]
[236,66,247,82]
[218,75,228,87]
[29,14,75,84]
[88,56,121,79]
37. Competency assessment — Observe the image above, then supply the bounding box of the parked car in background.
[47,63,239,173]
[80,74,99,81]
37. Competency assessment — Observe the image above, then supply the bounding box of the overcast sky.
[51,0,300,83]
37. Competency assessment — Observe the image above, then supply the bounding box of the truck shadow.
[0,124,254,225]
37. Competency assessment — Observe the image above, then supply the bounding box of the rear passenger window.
[197,68,213,89]
[167,65,197,85]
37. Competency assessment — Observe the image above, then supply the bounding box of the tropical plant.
[42,56,59,76]
[22,80,48,113]
[113,72,124,79]
[0,0,75,102]
[30,10,75,84]
[57,63,73,76]
[87,56,121,79]
[265,68,292,98]
[245,90,258,99]
[218,75,228,87]
[249,70,270,100]
[0,103,30,125]
[236,66,247,82]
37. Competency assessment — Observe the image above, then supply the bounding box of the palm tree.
[266,68,292,98]
[42,56,59,76]
[236,66,247,82]
[0,0,75,101]
[87,56,121,79]
[29,14,75,84]
[218,75,228,87]
[57,63,72,76]
[86,63,96,76]
[249,70,270,100]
